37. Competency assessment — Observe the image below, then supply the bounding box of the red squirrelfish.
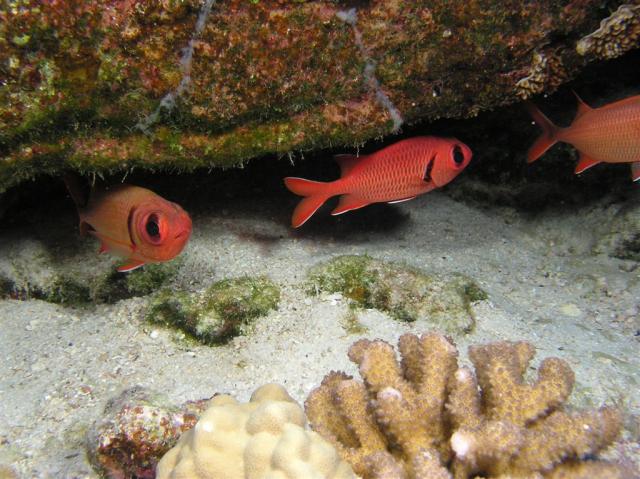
[284,136,472,228]
[527,94,640,181]
[65,176,192,272]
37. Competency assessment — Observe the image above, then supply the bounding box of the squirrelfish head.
[425,139,472,188]
[130,198,192,262]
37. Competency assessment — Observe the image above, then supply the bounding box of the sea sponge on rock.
[305,333,625,479]
[156,383,356,479]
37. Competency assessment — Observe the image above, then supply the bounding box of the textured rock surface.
[0,234,181,304]
[86,387,210,479]
[306,255,486,334]
[1,0,638,192]
[146,275,281,344]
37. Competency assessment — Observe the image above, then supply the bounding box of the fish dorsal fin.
[575,153,601,174]
[334,154,365,177]
[573,91,593,119]
[79,220,93,237]
[331,194,370,216]
[63,172,90,209]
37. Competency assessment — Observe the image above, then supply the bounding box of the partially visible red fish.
[65,175,192,272]
[284,136,472,228]
[527,94,640,181]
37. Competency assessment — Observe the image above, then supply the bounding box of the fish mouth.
[423,157,435,183]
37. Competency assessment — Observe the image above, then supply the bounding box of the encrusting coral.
[305,333,625,479]
[156,383,356,479]
[576,4,640,60]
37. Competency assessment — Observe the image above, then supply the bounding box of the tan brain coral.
[156,383,356,479]
[305,333,625,479]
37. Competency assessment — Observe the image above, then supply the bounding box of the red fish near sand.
[527,94,640,181]
[284,136,472,228]
[65,176,192,272]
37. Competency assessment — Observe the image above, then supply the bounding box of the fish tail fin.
[284,177,331,228]
[526,102,559,163]
[62,172,89,209]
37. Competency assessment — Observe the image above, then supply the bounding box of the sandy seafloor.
[1,180,639,478]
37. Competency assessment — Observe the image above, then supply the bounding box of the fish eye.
[146,214,160,239]
[452,145,465,166]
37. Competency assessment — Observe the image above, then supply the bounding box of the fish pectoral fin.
[388,196,416,204]
[631,162,640,182]
[92,231,135,254]
[79,220,93,237]
[575,154,601,174]
[117,260,146,273]
[331,195,370,216]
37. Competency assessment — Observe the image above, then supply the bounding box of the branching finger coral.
[305,333,625,479]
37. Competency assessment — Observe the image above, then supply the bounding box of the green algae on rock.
[595,199,640,262]
[306,255,486,334]
[0,237,181,304]
[95,261,183,303]
[1,1,637,193]
[146,276,280,345]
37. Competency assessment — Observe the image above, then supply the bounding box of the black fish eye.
[146,216,160,238]
[452,145,465,166]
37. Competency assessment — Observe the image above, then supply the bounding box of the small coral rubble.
[86,386,209,479]
[305,333,624,479]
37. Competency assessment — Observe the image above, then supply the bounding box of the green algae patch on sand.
[306,255,486,335]
[0,236,181,305]
[145,276,280,345]
[594,201,640,262]
[0,273,16,299]
[93,261,183,303]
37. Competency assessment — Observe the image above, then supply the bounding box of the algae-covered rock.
[146,276,280,344]
[307,255,486,334]
[1,1,636,193]
[0,237,181,305]
[595,200,640,261]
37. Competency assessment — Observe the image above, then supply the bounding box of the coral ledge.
[305,333,625,479]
